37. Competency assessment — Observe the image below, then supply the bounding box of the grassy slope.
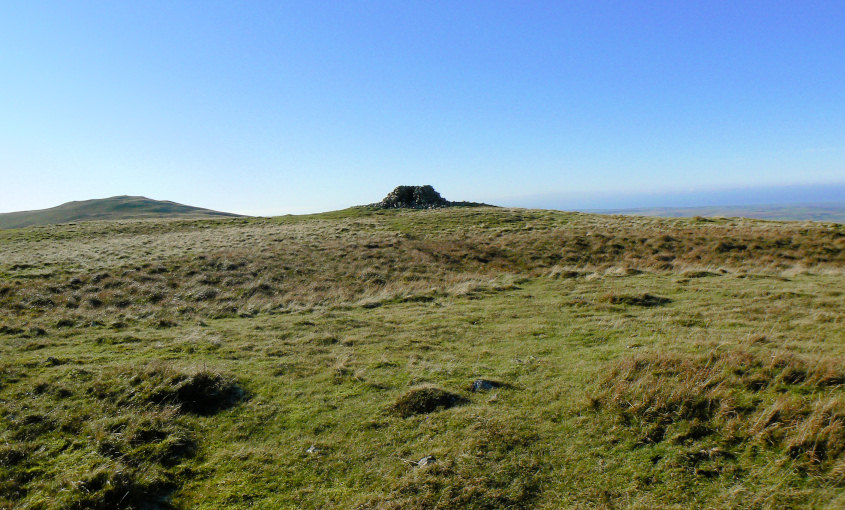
[594,203,845,223]
[0,196,241,230]
[0,207,843,509]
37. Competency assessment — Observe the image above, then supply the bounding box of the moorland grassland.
[0,207,843,509]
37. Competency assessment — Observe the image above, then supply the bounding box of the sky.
[1,1,844,215]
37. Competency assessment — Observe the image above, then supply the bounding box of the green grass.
[0,207,843,508]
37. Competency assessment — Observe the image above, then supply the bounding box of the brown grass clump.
[602,292,671,307]
[680,269,722,278]
[591,349,845,478]
[391,386,465,417]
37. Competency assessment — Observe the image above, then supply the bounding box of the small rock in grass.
[417,455,436,467]
[306,445,319,454]
[471,379,502,392]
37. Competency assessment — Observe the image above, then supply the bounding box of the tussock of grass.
[680,269,722,278]
[391,386,466,417]
[372,419,541,509]
[87,363,243,415]
[546,265,585,279]
[0,363,241,508]
[602,292,671,307]
[591,349,845,478]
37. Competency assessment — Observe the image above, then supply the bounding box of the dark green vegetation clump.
[0,206,843,508]
[391,386,465,417]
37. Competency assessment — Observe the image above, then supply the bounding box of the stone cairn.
[375,185,450,209]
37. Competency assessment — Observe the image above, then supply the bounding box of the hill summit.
[374,185,486,209]
[0,196,241,229]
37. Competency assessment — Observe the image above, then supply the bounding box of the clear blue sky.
[2,1,843,214]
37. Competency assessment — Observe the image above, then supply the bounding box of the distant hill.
[0,196,242,229]
[593,203,845,223]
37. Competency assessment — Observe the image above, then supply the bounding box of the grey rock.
[378,185,448,209]
[371,185,486,210]
[471,379,501,392]
[417,455,436,467]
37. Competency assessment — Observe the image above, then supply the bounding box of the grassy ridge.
[0,196,241,230]
[0,207,843,508]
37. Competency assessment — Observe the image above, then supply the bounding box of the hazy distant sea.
[505,182,845,213]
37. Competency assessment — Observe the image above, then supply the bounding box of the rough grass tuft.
[602,292,671,307]
[372,418,542,509]
[392,386,466,417]
[90,363,244,415]
[0,362,236,509]
[591,349,845,477]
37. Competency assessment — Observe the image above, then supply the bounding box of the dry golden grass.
[1,208,841,335]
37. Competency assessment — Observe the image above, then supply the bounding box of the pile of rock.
[376,185,449,209]
[372,185,485,209]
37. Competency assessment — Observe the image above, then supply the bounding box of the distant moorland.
[1,205,842,508]
[0,196,241,230]
[594,202,845,223]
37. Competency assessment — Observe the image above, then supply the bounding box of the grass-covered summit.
[0,206,842,508]
[0,195,241,230]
